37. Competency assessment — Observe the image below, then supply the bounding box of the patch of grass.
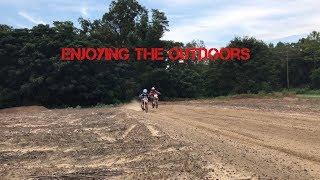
[213,91,298,100]
[214,95,234,100]
[297,94,320,98]
[301,90,320,95]
[284,88,320,99]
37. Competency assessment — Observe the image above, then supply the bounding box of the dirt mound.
[0,106,47,114]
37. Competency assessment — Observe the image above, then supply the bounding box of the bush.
[311,68,320,89]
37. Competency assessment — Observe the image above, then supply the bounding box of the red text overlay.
[61,47,251,61]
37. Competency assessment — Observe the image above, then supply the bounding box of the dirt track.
[133,98,320,179]
[1,97,320,179]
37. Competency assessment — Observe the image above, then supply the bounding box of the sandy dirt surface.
[1,97,320,179]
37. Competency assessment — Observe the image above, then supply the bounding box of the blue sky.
[1,0,319,47]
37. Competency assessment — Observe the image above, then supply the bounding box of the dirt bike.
[151,94,159,108]
[141,97,148,113]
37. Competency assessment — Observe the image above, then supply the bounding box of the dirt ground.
[1,97,320,179]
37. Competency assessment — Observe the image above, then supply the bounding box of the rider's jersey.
[149,90,160,96]
[139,92,148,99]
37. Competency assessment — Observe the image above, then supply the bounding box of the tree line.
[0,0,319,108]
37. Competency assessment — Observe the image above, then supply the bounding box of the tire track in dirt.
[159,105,320,157]
[129,101,320,179]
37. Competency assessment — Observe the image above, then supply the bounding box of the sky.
[1,0,319,47]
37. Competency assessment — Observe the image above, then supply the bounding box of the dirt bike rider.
[139,89,149,109]
[149,87,161,101]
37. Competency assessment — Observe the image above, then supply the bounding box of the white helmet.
[143,89,147,93]
[151,87,155,90]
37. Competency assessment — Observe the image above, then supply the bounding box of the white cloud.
[18,11,45,24]
[162,0,320,47]
[81,6,89,17]
[48,1,105,18]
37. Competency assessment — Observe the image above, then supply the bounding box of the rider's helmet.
[143,89,147,93]
[151,87,155,90]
